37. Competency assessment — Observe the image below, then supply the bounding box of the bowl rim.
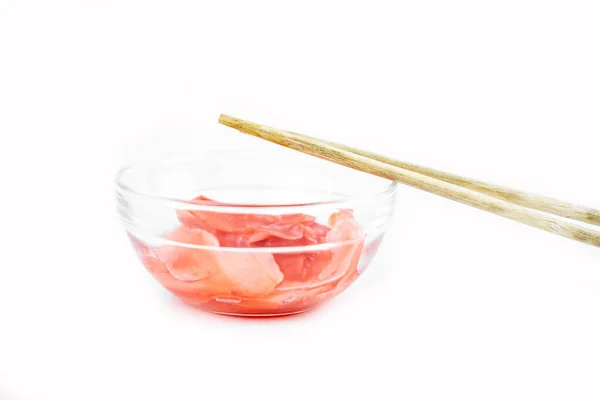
[115,151,398,210]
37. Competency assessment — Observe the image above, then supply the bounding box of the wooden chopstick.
[218,114,600,248]
[272,130,600,227]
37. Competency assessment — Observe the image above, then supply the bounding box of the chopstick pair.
[218,114,600,248]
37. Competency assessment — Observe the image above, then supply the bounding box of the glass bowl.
[116,148,397,316]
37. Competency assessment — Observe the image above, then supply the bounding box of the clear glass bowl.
[116,148,397,316]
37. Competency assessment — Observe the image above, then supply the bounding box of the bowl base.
[208,308,313,318]
[179,298,316,317]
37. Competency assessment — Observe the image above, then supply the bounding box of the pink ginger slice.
[155,226,221,282]
[318,211,364,281]
[216,252,284,296]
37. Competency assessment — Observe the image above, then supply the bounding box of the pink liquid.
[131,196,365,315]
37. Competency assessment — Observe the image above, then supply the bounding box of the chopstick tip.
[218,113,236,127]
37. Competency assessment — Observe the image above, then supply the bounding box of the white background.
[1,1,599,399]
